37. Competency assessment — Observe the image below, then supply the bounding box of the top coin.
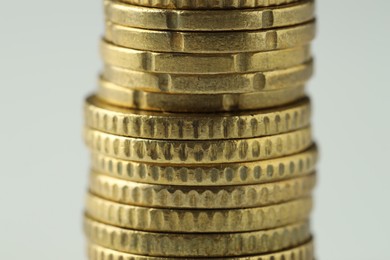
[105,0,315,31]
[119,0,300,9]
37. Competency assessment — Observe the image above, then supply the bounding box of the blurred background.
[0,0,389,259]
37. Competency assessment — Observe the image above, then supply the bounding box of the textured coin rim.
[90,145,318,186]
[105,0,314,31]
[84,127,312,164]
[105,21,316,53]
[86,193,313,232]
[118,0,300,9]
[88,172,316,209]
[102,60,313,94]
[84,217,311,257]
[101,40,312,74]
[98,79,306,112]
[85,95,311,140]
[87,240,314,260]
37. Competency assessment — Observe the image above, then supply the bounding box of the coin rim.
[84,216,312,257]
[86,193,313,232]
[88,172,316,209]
[105,0,314,31]
[101,60,313,94]
[105,21,316,53]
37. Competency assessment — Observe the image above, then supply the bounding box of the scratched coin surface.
[84,217,311,257]
[105,0,314,31]
[88,172,316,209]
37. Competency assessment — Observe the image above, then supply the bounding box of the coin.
[86,193,312,232]
[101,40,311,74]
[105,0,314,31]
[118,0,300,9]
[84,217,311,257]
[102,60,313,94]
[105,21,315,53]
[98,79,306,112]
[88,172,316,209]
[84,127,312,164]
[85,95,311,140]
[90,145,318,186]
[88,239,314,260]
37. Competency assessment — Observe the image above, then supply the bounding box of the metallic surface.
[84,0,318,258]
[85,95,311,140]
[105,21,316,53]
[102,60,313,94]
[101,41,311,74]
[105,0,314,31]
[98,79,306,112]
[84,127,313,164]
[87,240,314,260]
[84,217,311,257]
[88,172,316,209]
[86,193,313,232]
[117,0,300,9]
[90,145,318,186]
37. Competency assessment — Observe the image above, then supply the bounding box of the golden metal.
[84,217,311,257]
[88,240,315,260]
[117,0,300,9]
[86,193,312,232]
[84,127,312,164]
[101,40,311,74]
[85,95,311,140]
[105,21,316,53]
[98,79,306,112]
[105,0,314,31]
[90,145,318,186]
[88,172,316,209]
[84,0,318,257]
[102,60,313,94]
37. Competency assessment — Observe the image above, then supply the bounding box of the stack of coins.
[83,0,318,259]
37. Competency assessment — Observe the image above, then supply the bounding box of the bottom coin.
[84,217,311,257]
[98,79,306,112]
[87,239,314,259]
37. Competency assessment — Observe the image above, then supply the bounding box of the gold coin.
[89,172,316,209]
[105,0,314,31]
[84,217,311,257]
[118,0,300,9]
[86,193,312,233]
[88,239,314,259]
[85,95,311,140]
[91,145,318,186]
[84,127,312,164]
[98,79,306,112]
[105,21,315,53]
[101,40,311,74]
[102,60,313,94]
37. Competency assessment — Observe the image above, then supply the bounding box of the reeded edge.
[84,216,312,257]
[85,94,312,140]
[87,238,314,259]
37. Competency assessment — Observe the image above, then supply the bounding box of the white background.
[0,0,389,259]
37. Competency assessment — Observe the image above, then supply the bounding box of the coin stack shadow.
[83,0,318,259]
